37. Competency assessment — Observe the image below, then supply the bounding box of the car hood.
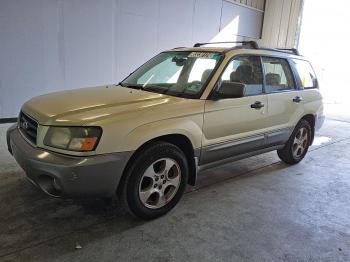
[22,85,185,126]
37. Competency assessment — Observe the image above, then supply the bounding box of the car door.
[291,58,324,130]
[261,56,304,146]
[200,55,271,165]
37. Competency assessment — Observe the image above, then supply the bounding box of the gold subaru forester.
[7,41,324,219]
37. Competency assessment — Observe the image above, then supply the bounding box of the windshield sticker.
[188,52,215,59]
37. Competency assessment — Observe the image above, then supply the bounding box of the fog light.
[37,175,62,197]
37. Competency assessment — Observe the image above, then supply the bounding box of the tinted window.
[292,59,318,89]
[220,56,263,96]
[262,57,295,93]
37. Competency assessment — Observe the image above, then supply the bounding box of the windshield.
[121,51,223,98]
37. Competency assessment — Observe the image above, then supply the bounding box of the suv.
[7,41,324,219]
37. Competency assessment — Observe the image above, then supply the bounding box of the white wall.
[228,0,265,11]
[260,0,303,48]
[0,0,266,118]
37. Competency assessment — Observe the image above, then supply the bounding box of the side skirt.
[197,145,284,173]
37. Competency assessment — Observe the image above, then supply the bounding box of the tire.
[277,119,312,165]
[119,141,189,220]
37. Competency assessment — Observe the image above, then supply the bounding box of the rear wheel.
[120,142,188,219]
[277,120,312,164]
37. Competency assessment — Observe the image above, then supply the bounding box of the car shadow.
[0,151,289,260]
[0,168,145,260]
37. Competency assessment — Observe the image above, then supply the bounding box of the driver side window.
[220,56,263,96]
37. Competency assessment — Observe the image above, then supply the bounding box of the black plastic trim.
[0,118,17,124]
[198,145,284,172]
[194,41,260,50]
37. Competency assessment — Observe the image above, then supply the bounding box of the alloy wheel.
[292,127,309,159]
[138,158,181,209]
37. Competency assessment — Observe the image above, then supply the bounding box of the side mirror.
[214,81,246,99]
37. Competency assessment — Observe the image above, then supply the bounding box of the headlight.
[44,127,102,152]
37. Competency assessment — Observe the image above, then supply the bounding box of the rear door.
[262,56,303,146]
[201,55,270,165]
[291,58,324,130]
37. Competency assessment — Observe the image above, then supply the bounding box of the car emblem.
[22,120,29,130]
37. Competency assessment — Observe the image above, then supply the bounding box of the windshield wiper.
[118,82,142,90]
[142,84,168,93]
[119,82,173,95]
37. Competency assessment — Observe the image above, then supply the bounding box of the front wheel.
[120,142,188,220]
[277,120,312,164]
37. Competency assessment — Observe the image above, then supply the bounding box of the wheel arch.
[117,133,198,196]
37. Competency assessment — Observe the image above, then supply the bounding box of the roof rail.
[191,41,301,56]
[193,41,260,49]
[276,48,300,56]
[258,47,301,56]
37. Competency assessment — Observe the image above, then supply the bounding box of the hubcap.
[138,158,181,209]
[292,127,309,159]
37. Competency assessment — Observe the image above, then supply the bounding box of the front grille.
[19,112,38,145]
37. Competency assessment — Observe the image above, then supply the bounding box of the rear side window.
[262,57,295,93]
[292,59,318,89]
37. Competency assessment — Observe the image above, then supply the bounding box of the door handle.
[293,96,303,103]
[251,101,264,109]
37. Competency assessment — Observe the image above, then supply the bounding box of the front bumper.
[7,125,132,198]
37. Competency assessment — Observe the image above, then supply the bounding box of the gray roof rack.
[258,47,301,56]
[193,41,260,49]
[276,48,300,56]
[172,46,186,50]
[183,41,301,56]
